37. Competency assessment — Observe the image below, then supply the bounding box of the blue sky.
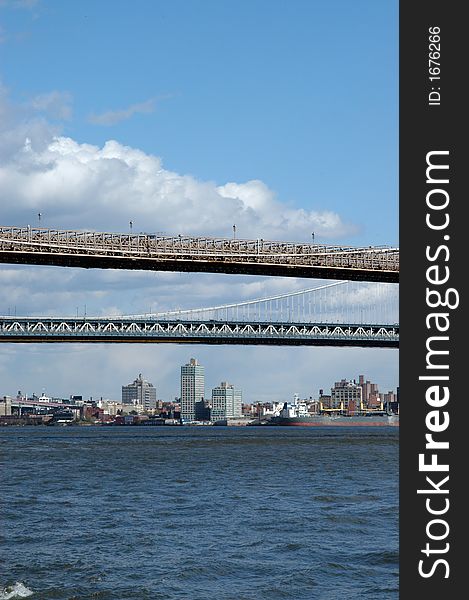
[0,0,398,401]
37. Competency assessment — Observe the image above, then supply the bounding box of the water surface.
[0,426,398,599]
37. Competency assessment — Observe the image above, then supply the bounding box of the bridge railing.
[0,225,399,271]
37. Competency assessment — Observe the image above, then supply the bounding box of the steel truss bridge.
[0,317,398,347]
[0,282,399,347]
[0,225,399,283]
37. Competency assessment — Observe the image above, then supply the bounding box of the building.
[0,396,12,416]
[180,358,205,421]
[211,382,242,421]
[358,375,380,409]
[121,374,157,410]
[381,390,397,408]
[330,379,362,413]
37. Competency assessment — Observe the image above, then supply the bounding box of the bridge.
[0,317,398,347]
[0,225,399,283]
[12,397,80,411]
[0,282,399,347]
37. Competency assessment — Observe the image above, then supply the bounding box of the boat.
[269,413,399,426]
[46,409,75,425]
[268,395,399,427]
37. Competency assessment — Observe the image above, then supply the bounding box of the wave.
[0,583,33,599]
[360,550,399,565]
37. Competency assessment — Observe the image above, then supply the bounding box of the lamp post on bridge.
[233,224,236,240]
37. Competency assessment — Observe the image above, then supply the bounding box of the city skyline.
[1,364,398,407]
[0,0,398,400]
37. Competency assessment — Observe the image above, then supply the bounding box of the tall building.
[180,358,205,421]
[122,374,157,410]
[358,374,380,406]
[211,382,242,421]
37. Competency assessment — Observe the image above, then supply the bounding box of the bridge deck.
[0,317,399,348]
[0,226,399,282]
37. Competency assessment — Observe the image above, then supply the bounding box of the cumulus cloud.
[28,90,73,120]
[0,83,356,240]
[87,98,157,126]
[0,136,356,241]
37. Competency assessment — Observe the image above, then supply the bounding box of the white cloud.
[0,83,62,161]
[87,98,157,126]
[0,82,355,240]
[28,90,73,120]
[1,136,356,241]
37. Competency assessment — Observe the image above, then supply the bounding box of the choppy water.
[0,426,398,599]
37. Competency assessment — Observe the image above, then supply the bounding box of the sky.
[0,0,398,403]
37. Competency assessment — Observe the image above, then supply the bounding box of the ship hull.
[269,416,399,427]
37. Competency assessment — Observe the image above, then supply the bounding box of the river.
[0,426,398,599]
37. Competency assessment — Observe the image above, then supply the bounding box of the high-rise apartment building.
[211,382,242,421]
[122,374,157,410]
[180,358,205,421]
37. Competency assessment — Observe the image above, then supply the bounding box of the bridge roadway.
[14,398,79,410]
[0,316,399,348]
[0,225,399,283]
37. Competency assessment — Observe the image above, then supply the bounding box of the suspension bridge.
[0,225,399,282]
[0,281,399,347]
